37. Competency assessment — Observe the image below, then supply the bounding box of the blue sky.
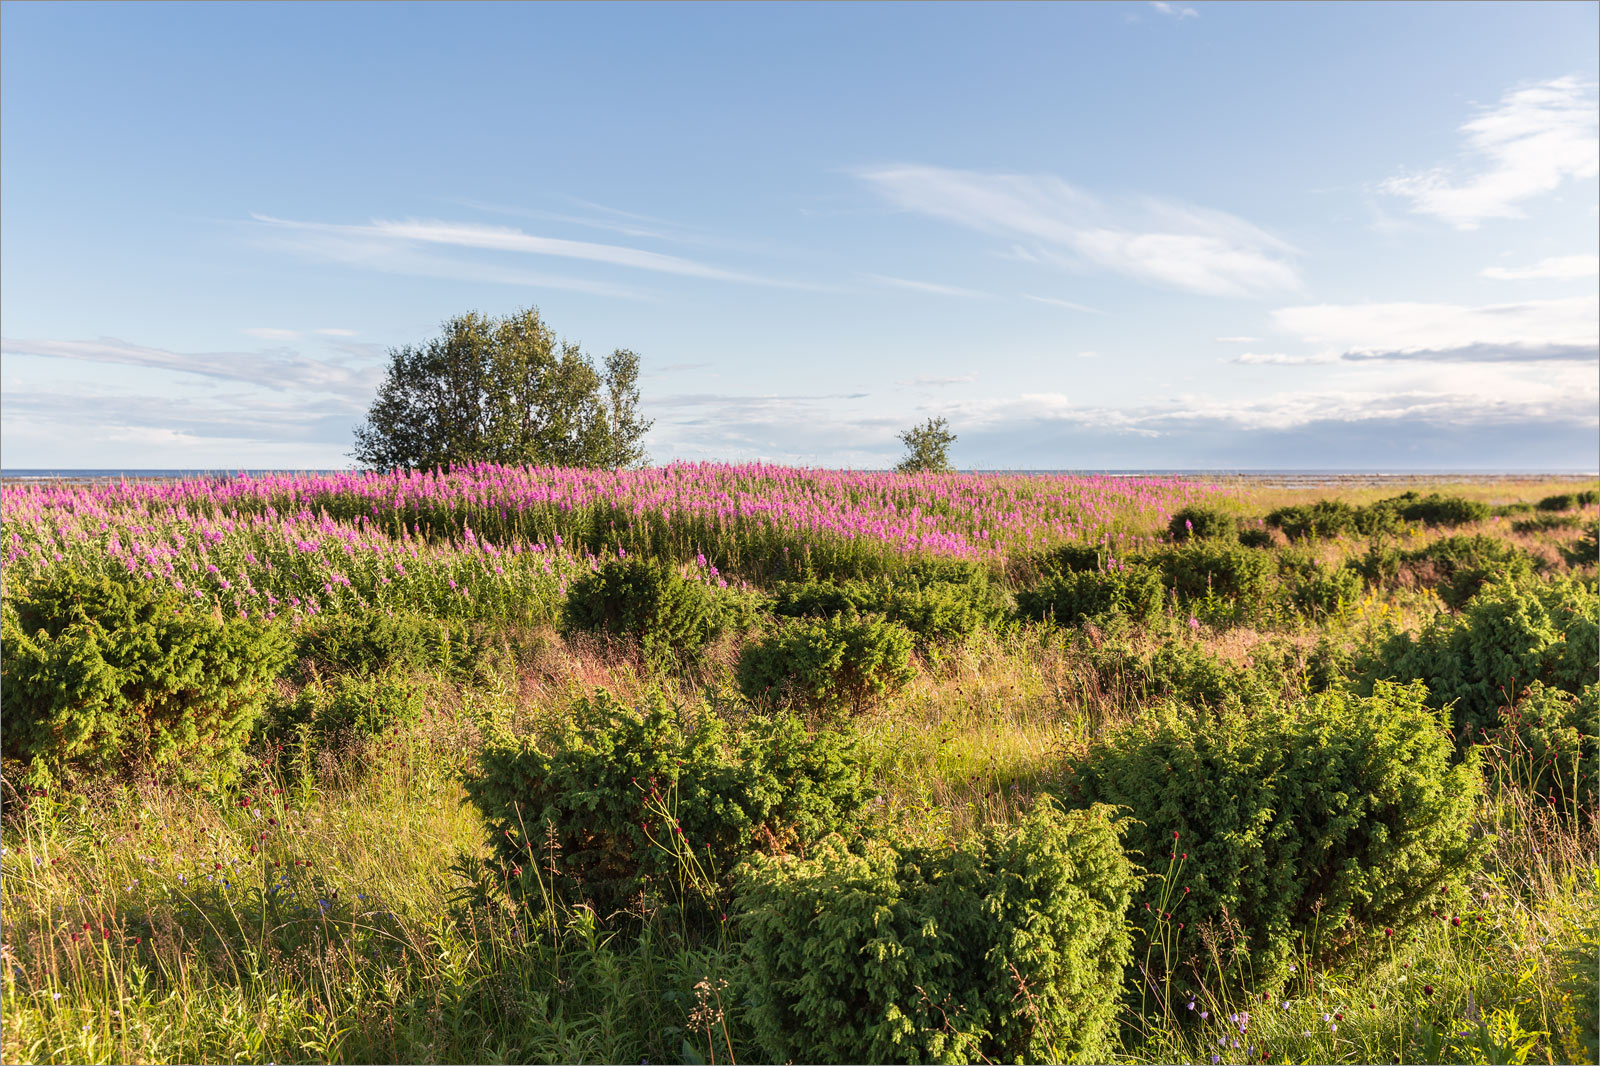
[2,1,1596,470]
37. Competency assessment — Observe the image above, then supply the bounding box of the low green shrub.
[1265,500,1360,540]
[1513,513,1583,534]
[737,614,915,716]
[1062,681,1484,992]
[1238,525,1275,549]
[1357,575,1598,746]
[1168,505,1237,542]
[292,609,476,680]
[1150,542,1276,604]
[464,691,868,915]
[1283,558,1365,619]
[1073,638,1282,713]
[1486,681,1597,815]
[1563,521,1598,567]
[736,799,1134,1065]
[1383,491,1490,527]
[1538,490,1599,512]
[267,669,427,751]
[1410,534,1536,608]
[562,558,718,671]
[1,567,291,785]
[1016,564,1166,626]
[771,576,993,652]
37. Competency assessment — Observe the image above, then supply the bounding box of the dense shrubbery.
[769,573,997,652]
[1360,576,1598,744]
[1487,681,1598,814]
[1564,521,1598,567]
[1168,504,1237,542]
[292,609,477,680]
[1149,541,1276,604]
[1513,513,1583,534]
[1266,492,1489,541]
[1063,682,1484,991]
[1282,556,1365,619]
[1,567,291,785]
[1538,490,1599,512]
[1358,534,1537,608]
[561,558,721,671]
[736,800,1134,1065]
[1238,524,1275,549]
[1016,564,1166,625]
[737,614,915,716]
[464,691,868,914]
[267,669,426,752]
[1071,638,1285,713]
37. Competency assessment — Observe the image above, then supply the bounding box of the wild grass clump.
[736,799,1134,1065]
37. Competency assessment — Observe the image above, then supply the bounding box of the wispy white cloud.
[1214,335,1260,343]
[0,335,382,398]
[1229,351,1339,365]
[896,372,980,387]
[315,327,359,337]
[252,214,802,289]
[1150,1,1198,18]
[865,274,995,299]
[1382,76,1599,229]
[1023,294,1109,315]
[1271,295,1597,353]
[858,165,1300,296]
[1481,254,1600,280]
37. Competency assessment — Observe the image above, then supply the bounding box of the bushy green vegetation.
[1064,682,1485,992]
[561,557,723,671]
[3,473,1597,1066]
[1538,489,1600,512]
[1,567,290,786]
[465,691,869,914]
[737,613,916,716]
[736,800,1134,1065]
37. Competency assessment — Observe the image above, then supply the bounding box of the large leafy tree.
[352,308,652,471]
[895,416,957,474]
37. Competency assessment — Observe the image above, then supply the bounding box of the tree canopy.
[895,417,957,474]
[351,308,652,471]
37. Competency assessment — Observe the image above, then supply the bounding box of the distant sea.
[3,467,1596,484]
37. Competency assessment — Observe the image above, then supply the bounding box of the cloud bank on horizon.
[1,4,1595,471]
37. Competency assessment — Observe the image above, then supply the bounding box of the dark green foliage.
[895,416,957,474]
[1384,492,1491,527]
[1283,558,1365,619]
[1487,682,1597,814]
[562,558,718,671]
[1077,639,1283,713]
[268,670,426,750]
[464,691,868,915]
[1238,525,1275,549]
[1016,564,1166,626]
[735,800,1135,1065]
[1538,490,1599,512]
[1039,542,1119,574]
[770,575,995,652]
[736,614,915,716]
[1062,682,1485,991]
[1563,521,1598,567]
[1,567,291,784]
[1150,542,1276,603]
[292,609,476,680]
[1359,576,1598,746]
[1513,513,1583,534]
[1265,499,1360,540]
[351,307,652,472]
[1265,493,1489,541]
[1410,534,1536,609]
[1494,501,1535,516]
[1168,505,1238,542]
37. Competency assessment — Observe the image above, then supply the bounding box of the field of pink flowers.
[0,464,1224,623]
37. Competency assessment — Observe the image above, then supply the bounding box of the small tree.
[895,416,957,474]
[352,307,653,471]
